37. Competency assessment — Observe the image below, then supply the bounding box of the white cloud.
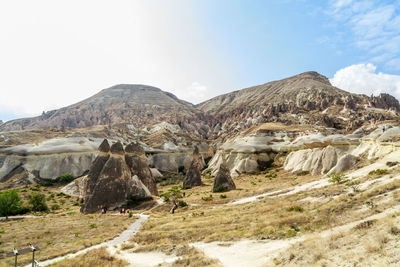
[327,1,400,66]
[182,82,209,104]
[330,63,400,98]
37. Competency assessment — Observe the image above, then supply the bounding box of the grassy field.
[0,191,135,266]
[131,169,400,257]
[50,247,128,267]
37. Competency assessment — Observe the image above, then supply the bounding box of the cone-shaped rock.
[212,160,236,192]
[182,146,202,188]
[81,141,151,213]
[83,139,111,199]
[98,139,110,152]
[110,141,124,154]
[125,142,158,195]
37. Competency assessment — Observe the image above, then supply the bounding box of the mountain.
[198,71,400,136]
[0,84,205,132]
[1,72,399,136]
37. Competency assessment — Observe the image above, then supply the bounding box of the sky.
[0,0,400,122]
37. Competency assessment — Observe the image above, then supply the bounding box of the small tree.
[28,193,49,212]
[0,190,22,220]
[58,173,75,183]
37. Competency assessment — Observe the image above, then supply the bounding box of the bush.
[257,159,274,171]
[0,190,22,219]
[178,166,186,174]
[28,193,49,212]
[202,195,213,201]
[328,172,346,184]
[369,169,388,175]
[213,185,228,193]
[58,173,75,183]
[51,204,60,211]
[220,194,227,199]
[178,200,187,207]
[286,206,304,212]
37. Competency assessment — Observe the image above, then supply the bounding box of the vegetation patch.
[368,169,388,176]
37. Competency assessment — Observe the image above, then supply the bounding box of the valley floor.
[2,166,400,267]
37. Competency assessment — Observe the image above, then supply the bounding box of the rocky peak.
[125,142,145,155]
[98,139,110,153]
[110,142,124,155]
[290,71,332,86]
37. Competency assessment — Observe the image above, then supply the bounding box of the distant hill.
[0,84,205,132]
[1,72,399,135]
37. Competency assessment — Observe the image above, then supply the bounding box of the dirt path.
[30,213,149,267]
[191,204,400,267]
[227,178,331,205]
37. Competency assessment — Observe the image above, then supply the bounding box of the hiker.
[120,207,125,214]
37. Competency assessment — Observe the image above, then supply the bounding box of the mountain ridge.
[1,71,399,135]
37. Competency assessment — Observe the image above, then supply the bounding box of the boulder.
[81,141,151,213]
[212,158,236,192]
[150,168,163,178]
[125,142,158,195]
[183,146,202,188]
[61,176,88,199]
[329,154,357,174]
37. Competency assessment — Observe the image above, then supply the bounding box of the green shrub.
[220,194,227,199]
[257,159,274,171]
[0,190,22,219]
[89,223,97,228]
[58,173,75,183]
[178,166,186,174]
[328,172,346,184]
[51,204,60,211]
[128,211,133,218]
[28,193,49,212]
[178,200,188,207]
[286,206,304,212]
[369,169,388,175]
[202,195,213,201]
[265,173,278,180]
[213,185,228,193]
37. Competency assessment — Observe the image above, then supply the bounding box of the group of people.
[100,206,130,214]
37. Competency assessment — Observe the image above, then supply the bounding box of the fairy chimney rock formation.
[80,141,151,213]
[125,142,158,195]
[212,157,236,192]
[182,146,202,188]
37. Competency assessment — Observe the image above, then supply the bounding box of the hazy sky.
[1,0,400,122]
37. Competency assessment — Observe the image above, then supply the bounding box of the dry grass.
[0,213,136,266]
[274,214,400,266]
[159,168,322,205]
[171,245,222,267]
[50,247,128,267]
[133,174,400,257]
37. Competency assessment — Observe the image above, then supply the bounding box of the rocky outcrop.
[182,147,202,188]
[150,168,163,178]
[329,154,357,174]
[61,175,88,199]
[284,146,347,175]
[81,141,151,213]
[125,142,158,195]
[212,158,236,192]
[0,137,101,182]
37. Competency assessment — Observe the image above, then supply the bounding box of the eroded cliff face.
[205,122,400,178]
